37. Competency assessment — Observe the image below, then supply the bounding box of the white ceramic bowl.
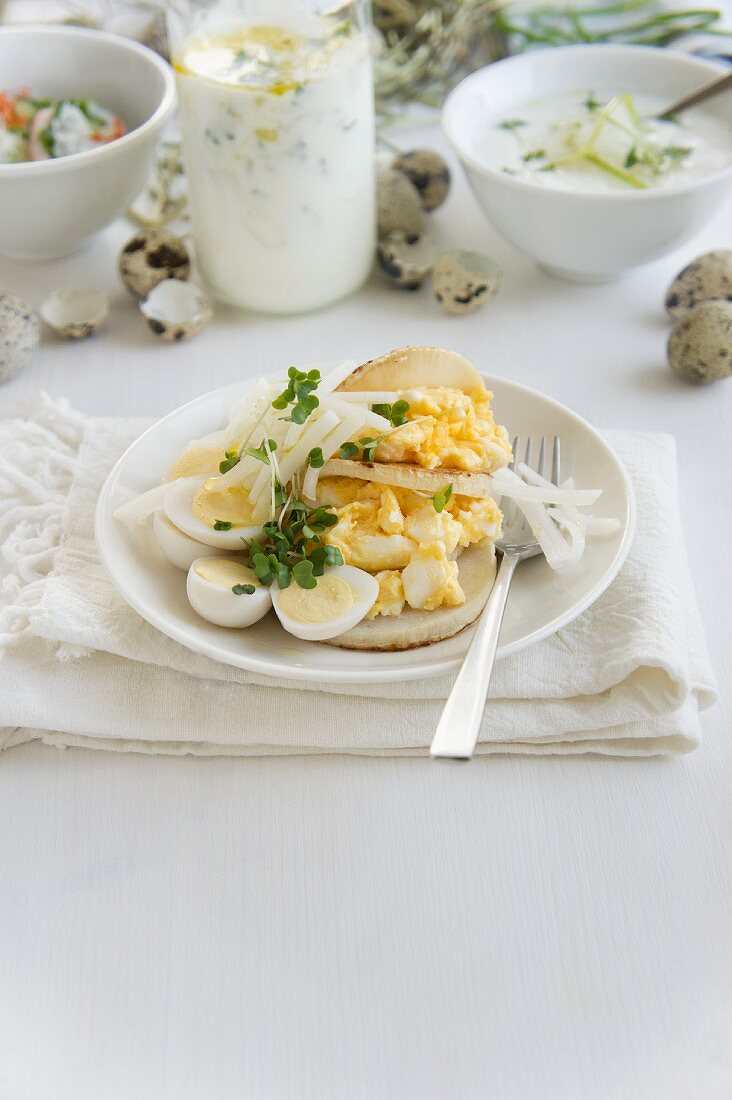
[442,45,732,281]
[0,25,176,260]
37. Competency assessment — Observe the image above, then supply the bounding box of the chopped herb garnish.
[243,439,278,464]
[232,583,256,595]
[219,448,239,474]
[523,149,546,162]
[213,520,233,531]
[272,366,321,424]
[432,484,453,513]
[307,447,325,468]
[371,399,410,427]
[499,118,526,131]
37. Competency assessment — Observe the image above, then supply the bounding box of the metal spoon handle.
[430,552,518,760]
[657,70,732,120]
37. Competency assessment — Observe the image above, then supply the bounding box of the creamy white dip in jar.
[167,2,375,312]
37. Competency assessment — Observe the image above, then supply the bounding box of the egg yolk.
[194,559,257,588]
[168,446,226,480]
[192,483,255,528]
[278,574,355,624]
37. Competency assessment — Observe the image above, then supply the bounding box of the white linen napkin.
[0,395,716,757]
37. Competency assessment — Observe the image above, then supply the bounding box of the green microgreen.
[584,92,601,112]
[624,145,639,169]
[272,366,321,424]
[219,448,239,474]
[243,439,278,464]
[307,447,325,468]
[371,399,410,427]
[523,149,546,162]
[243,499,342,590]
[213,520,233,530]
[432,484,453,513]
[498,118,526,131]
[232,583,256,595]
[663,145,692,161]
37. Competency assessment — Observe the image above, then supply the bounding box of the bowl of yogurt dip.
[442,45,732,281]
[0,25,176,260]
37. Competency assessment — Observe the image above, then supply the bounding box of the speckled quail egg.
[119,229,191,299]
[377,230,437,289]
[0,293,39,383]
[140,280,212,342]
[163,476,262,550]
[391,148,451,212]
[376,169,425,238]
[187,557,272,628]
[432,250,502,315]
[271,565,379,642]
[665,250,732,319]
[667,301,732,384]
[40,286,109,340]
[153,509,229,571]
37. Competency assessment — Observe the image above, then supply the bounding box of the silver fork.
[430,436,561,761]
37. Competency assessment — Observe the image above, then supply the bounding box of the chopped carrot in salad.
[0,91,126,164]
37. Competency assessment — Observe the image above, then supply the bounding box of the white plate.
[95,375,635,683]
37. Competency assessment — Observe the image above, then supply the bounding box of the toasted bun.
[325,540,497,651]
[337,346,485,394]
[319,457,496,499]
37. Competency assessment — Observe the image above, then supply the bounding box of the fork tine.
[523,437,532,468]
[537,436,546,478]
[552,436,561,486]
[510,435,519,471]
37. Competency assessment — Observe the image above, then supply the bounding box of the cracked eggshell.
[376,169,425,239]
[119,229,191,298]
[377,230,436,289]
[665,250,732,319]
[667,300,732,384]
[140,279,213,342]
[432,250,502,315]
[391,148,451,211]
[0,294,40,383]
[40,286,109,340]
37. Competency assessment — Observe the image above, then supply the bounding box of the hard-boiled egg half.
[153,509,228,571]
[163,475,262,551]
[271,565,378,641]
[187,557,272,628]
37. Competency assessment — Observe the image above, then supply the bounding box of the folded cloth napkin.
[0,395,716,757]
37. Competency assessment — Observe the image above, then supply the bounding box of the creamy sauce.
[484,91,731,192]
[168,445,226,480]
[193,558,256,588]
[278,573,355,623]
[192,483,254,527]
[173,13,375,312]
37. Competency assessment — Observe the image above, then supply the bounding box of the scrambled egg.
[320,477,501,614]
[373,387,512,473]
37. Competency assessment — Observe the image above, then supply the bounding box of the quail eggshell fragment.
[141,280,212,342]
[119,229,191,299]
[376,169,425,238]
[391,148,451,211]
[0,294,39,383]
[667,301,732,384]
[187,557,272,629]
[432,250,502,315]
[377,230,437,289]
[39,286,109,340]
[665,250,732,319]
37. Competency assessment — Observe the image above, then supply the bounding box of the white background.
[0,125,731,1099]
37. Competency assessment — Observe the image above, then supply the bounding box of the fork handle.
[430,552,519,760]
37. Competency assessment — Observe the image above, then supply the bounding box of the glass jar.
[166,0,375,313]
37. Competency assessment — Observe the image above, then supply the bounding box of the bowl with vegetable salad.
[443,45,732,281]
[0,25,175,260]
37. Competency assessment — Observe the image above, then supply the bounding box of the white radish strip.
[584,516,622,536]
[113,478,197,524]
[326,396,391,433]
[277,410,340,486]
[302,411,364,500]
[184,428,229,451]
[334,391,399,404]
[547,506,586,568]
[517,500,572,571]
[318,359,359,395]
[250,463,272,508]
[492,466,601,506]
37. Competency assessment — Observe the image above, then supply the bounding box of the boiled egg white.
[271,565,378,642]
[164,476,262,551]
[187,557,272,628]
[153,509,226,571]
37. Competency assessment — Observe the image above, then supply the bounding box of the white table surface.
[1,126,731,1100]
